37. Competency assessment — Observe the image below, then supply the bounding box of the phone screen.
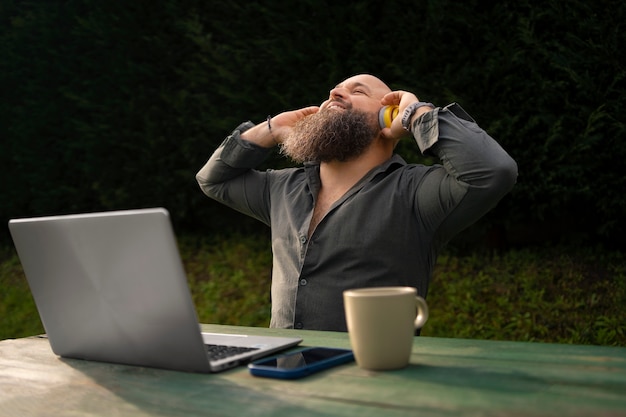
[249,347,354,379]
[257,347,348,369]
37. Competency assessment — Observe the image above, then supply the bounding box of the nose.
[329,86,348,100]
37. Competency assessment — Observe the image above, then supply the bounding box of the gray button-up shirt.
[196,104,518,331]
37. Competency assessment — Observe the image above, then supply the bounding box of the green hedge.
[1,0,625,247]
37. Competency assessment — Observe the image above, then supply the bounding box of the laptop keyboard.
[205,344,260,361]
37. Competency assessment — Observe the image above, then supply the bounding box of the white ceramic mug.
[343,286,429,371]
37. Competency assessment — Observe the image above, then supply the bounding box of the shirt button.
[295,322,304,329]
[299,235,307,244]
[300,278,307,286]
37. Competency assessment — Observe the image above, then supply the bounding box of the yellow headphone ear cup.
[378,105,399,128]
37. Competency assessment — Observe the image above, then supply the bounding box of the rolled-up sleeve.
[195,122,273,225]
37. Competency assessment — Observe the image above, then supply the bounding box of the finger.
[380,91,403,106]
[380,126,410,144]
[274,106,318,126]
[380,126,394,140]
[298,106,320,116]
[381,91,420,109]
[398,93,419,109]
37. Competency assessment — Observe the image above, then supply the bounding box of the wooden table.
[1,325,625,417]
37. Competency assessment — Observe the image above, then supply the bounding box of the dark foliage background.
[2,0,625,248]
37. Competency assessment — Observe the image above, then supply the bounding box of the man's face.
[280,75,391,163]
[319,74,391,115]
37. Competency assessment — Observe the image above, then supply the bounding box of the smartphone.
[248,347,354,379]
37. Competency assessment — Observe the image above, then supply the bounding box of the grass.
[2,236,625,346]
[423,248,626,345]
[179,234,273,327]
[0,246,44,338]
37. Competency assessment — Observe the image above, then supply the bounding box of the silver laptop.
[8,208,301,373]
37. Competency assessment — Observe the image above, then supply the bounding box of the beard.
[280,108,379,163]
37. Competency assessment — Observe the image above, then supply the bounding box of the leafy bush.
[1,0,625,248]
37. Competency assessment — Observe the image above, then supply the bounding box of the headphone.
[378,105,398,129]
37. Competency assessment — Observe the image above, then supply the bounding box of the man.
[196,74,518,332]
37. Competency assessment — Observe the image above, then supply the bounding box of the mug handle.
[414,296,429,329]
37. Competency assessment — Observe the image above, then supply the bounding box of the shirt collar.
[303,154,407,196]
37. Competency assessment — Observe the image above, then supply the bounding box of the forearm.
[195,121,271,196]
[195,122,275,225]
[196,104,322,198]
[241,117,277,148]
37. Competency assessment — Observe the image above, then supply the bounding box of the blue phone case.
[248,347,354,379]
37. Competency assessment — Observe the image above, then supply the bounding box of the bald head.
[334,74,392,100]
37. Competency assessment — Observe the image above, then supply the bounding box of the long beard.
[280,109,379,163]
